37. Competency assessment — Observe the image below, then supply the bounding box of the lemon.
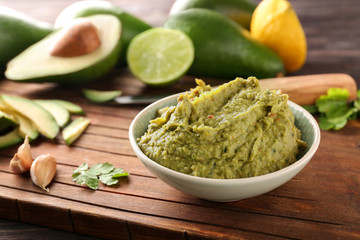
[250,0,307,73]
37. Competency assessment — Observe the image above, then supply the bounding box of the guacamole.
[137,77,306,179]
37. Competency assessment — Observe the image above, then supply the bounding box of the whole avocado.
[170,0,257,30]
[164,8,285,79]
[54,0,151,65]
[0,6,52,67]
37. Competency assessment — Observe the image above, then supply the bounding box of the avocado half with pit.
[54,0,151,65]
[5,14,122,84]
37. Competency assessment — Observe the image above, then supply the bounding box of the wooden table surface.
[0,0,359,239]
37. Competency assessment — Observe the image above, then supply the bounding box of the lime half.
[127,28,194,86]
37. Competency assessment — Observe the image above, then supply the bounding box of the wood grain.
[260,73,357,105]
[0,0,360,239]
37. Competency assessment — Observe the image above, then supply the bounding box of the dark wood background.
[0,0,359,239]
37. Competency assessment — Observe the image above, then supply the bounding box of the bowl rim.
[129,93,321,185]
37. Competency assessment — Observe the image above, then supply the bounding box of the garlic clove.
[30,154,56,192]
[9,135,33,173]
[9,153,27,173]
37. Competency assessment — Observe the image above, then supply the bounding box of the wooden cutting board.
[0,72,359,239]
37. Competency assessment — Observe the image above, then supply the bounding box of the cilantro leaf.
[316,88,349,113]
[99,174,119,186]
[313,88,360,131]
[327,88,350,99]
[319,116,335,130]
[302,105,318,114]
[72,163,89,183]
[111,168,129,178]
[85,177,100,190]
[72,163,129,190]
[316,96,347,113]
[99,168,129,186]
[87,162,114,176]
[326,104,356,121]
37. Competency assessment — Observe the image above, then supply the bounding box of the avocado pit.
[51,20,101,57]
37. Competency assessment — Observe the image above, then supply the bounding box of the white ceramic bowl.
[129,94,321,202]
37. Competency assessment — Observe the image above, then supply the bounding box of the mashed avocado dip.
[138,77,306,179]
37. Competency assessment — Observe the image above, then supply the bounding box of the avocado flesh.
[0,95,59,139]
[5,14,122,84]
[54,0,151,65]
[0,128,23,149]
[164,9,285,79]
[170,0,257,30]
[62,117,91,145]
[82,89,122,103]
[35,100,70,128]
[0,6,52,67]
[50,99,84,115]
[0,110,17,133]
[10,112,39,140]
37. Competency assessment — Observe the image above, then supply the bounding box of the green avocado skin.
[0,129,23,149]
[164,9,285,80]
[0,7,52,67]
[61,7,151,65]
[171,0,257,30]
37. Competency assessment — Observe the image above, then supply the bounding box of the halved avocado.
[5,14,122,84]
[0,128,23,149]
[54,0,151,65]
[0,94,59,139]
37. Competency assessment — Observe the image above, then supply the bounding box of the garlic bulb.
[30,154,57,192]
[9,136,33,173]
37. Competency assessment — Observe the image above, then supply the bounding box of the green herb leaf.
[302,105,318,114]
[313,87,360,131]
[72,163,129,190]
[316,88,349,113]
[354,100,360,109]
[327,88,350,99]
[99,168,129,186]
[87,162,114,176]
[111,168,129,178]
[326,105,356,122]
[319,116,335,130]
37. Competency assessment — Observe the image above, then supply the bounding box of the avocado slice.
[34,100,70,128]
[50,99,85,115]
[82,89,122,103]
[0,95,59,139]
[0,128,23,149]
[164,9,285,79]
[62,117,91,145]
[0,110,17,133]
[0,6,52,68]
[10,112,39,141]
[54,0,151,65]
[5,14,122,84]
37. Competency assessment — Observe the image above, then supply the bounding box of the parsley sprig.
[303,88,360,130]
[72,162,129,190]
